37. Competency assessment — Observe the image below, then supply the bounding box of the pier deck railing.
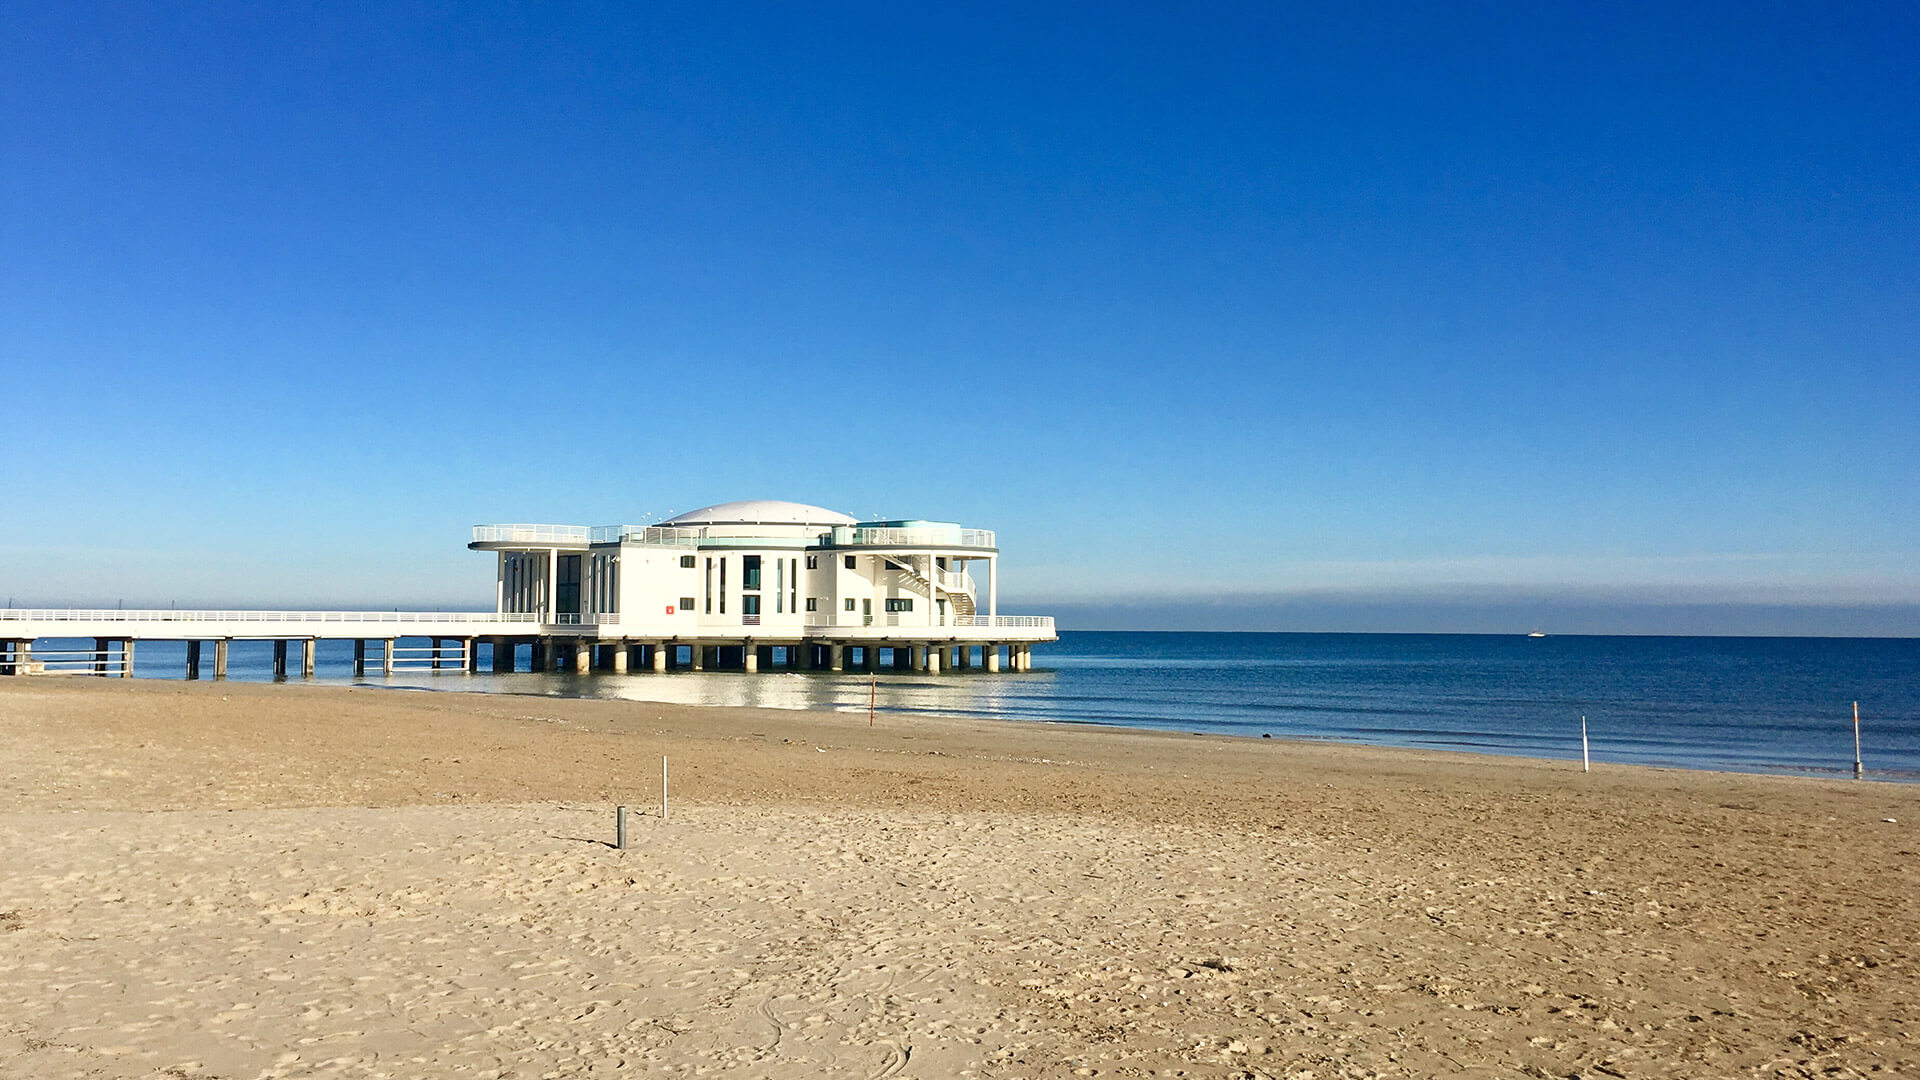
[0,610,538,626]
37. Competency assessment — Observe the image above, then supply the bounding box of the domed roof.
[661,500,857,528]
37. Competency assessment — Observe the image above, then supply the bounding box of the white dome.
[661,500,857,528]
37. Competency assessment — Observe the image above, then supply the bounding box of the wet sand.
[1,677,1915,1078]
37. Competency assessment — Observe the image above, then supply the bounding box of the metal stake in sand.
[662,755,669,822]
[870,671,876,726]
[616,805,628,850]
[1581,715,1590,773]
[1854,701,1863,780]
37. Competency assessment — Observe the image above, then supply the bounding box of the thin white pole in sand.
[616,805,627,850]
[1854,701,1863,780]
[870,671,876,726]
[1581,715,1590,773]
[662,755,669,822]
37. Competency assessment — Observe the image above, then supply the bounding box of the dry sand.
[0,678,1914,1079]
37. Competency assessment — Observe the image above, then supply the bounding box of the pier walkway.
[0,609,1053,678]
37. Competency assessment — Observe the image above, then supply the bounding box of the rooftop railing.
[588,525,708,546]
[472,524,591,545]
[831,526,996,549]
[476,523,998,549]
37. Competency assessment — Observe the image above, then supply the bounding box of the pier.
[3,500,1057,679]
[0,609,1049,679]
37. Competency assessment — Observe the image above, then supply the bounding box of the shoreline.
[5,667,1914,788]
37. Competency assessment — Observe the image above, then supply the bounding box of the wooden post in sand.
[616,805,628,850]
[1854,701,1863,780]
[1581,715,1590,773]
[662,756,669,823]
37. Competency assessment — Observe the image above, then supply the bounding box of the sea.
[28,631,1920,782]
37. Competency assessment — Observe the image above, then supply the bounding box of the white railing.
[585,525,701,545]
[0,610,540,625]
[800,614,1053,633]
[830,526,996,549]
[472,524,592,545]
[478,523,998,550]
[953,616,1054,629]
[936,569,977,594]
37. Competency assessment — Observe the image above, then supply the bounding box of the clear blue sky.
[3,3,1916,633]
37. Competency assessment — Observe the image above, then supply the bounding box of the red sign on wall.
[665,605,676,615]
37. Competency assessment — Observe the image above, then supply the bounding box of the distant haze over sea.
[1038,594,1920,638]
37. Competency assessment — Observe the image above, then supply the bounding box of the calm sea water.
[31,631,1920,781]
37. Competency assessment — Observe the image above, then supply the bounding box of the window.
[705,559,713,613]
[885,560,903,571]
[743,595,761,616]
[845,598,857,612]
[805,597,817,612]
[678,597,695,611]
[742,555,762,590]
[886,598,914,613]
[557,555,582,616]
[680,555,696,568]
[806,555,818,570]
[790,558,798,614]
[775,559,783,613]
[844,555,856,569]
[720,558,726,614]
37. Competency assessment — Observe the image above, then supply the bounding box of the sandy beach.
[1,679,1914,1078]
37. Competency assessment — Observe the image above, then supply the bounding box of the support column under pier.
[692,645,707,671]
[466,638,480,673]
[744,644,759,674]
[186,640,202,680]
[354,639,366,678]
[301,639,317,679]
[828,643,844,672]
[985,644,1001,673]
[653,643,669,673]
[530,639,548,673]
[94,637,109,676]
[573,641,591,674]
[382,640,395,677]
[927,645,942,674]
[491,637,513,674]
[120,639,135,678]
[273,640,288,680]
[612,643,629,674]
[214,639,229,680]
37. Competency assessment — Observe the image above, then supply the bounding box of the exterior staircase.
[888,556,978,624]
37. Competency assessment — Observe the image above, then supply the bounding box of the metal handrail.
[952,616,1054,629]
[471,524,592,545]
[477,523,998,549]
[936,569,977,593]
[799,614,1053,632]
[829,526,996,549]
[0,610,539,624]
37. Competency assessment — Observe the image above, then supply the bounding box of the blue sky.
[3,3,1916,633]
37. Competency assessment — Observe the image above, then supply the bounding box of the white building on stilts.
[470,500,1055,674]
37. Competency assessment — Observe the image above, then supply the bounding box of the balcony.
[471,524,591,546]
[829,525,996,549]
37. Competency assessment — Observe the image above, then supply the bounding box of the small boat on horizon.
[1527,630,1547,638]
